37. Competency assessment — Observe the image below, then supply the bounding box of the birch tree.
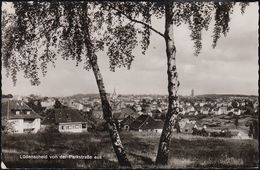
[99,0,250,165]
[1,1,135,167]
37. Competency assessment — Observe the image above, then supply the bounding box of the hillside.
[2,131,258,168]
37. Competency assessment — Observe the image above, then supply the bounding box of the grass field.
[2,131,259,169]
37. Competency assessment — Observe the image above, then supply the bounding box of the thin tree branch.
[110,6,166,39]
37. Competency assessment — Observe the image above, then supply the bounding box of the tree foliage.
[2,94,13,98]
[234,116,239,128]
[2,1,249,85]
[2,1,251,167]
[2,120,15,134]
[27,99,44,113]
[53,99,63,109]
[2,2,143,85]
[100,1,248,57]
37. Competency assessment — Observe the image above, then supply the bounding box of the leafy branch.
[109,5,165,39]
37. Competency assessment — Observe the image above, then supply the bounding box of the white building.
[217,106,228,115]
[53,108,88,133]
[41,98,55,108]
[1,100,41,133]
[232,108,241,116]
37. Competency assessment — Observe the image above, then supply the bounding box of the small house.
[185,106,195,112]
[113,107,138,122]
[1,100,41,133]
[41,98,55,108]
[232,108,241,116]
[188,111,198,116]
[130,114,163,133]
[178,118,190,129]
[200,107,210,115]
[55,109,88,133]
[218,106,228,115]
[120,115,135,131]
[181,123,197,133]
[150,120,164,133]
[43,108,88,133]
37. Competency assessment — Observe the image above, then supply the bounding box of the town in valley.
[2,89,258,137]
[1,90,259,168]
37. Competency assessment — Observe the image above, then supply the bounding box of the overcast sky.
[1,2,258,97]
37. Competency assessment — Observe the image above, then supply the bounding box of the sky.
[1,2,259,97]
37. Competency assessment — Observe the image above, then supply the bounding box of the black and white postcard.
[1,0,259,169]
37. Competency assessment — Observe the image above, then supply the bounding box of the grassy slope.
[2,131,259,169]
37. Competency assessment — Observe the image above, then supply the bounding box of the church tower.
[110,88,118,100]
[110,88,119,111]
[191,89,194,97]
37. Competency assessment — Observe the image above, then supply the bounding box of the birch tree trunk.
[84,34,132,168]
[81,3,131,167]
[156,1,179,165]
[88,54,131,167]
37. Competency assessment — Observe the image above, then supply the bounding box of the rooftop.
[54,108,87,124]
[1,100,41,119]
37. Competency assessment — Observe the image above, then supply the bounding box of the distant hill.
[68,93,167,98]
[196,94,258,98]
[64,93,257,99]
[70,93,100,98]
[1,94,13,98]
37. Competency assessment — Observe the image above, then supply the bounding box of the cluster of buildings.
[1,90,258,134]
[1,98,90,134]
